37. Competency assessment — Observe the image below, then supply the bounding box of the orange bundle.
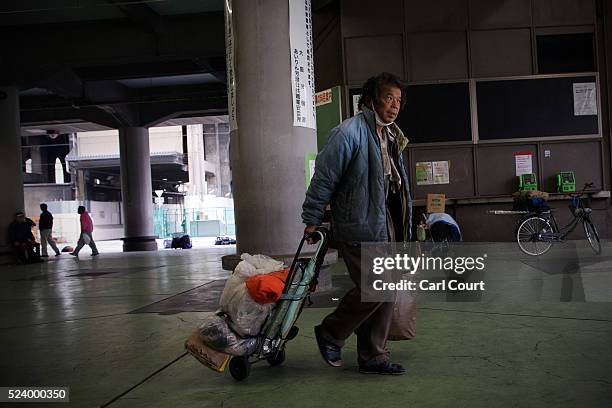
[245,268,290,304]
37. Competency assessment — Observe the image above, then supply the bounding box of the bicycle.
[516,182,602,256]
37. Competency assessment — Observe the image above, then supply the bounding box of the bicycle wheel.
[517,216,554,256]
[583,218,602,255]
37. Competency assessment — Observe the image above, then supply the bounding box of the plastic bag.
[218,254,284,336]
[240,253,284,274]
[220,278,272,337]
[198,312,258,356]
[233,259,259,279]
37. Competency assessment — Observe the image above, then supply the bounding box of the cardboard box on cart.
[185,331,230,373]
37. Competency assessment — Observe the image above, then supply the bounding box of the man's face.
[374,84,401,124]
[16,215,25,223]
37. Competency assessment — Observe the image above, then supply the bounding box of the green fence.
[153,207,235,238]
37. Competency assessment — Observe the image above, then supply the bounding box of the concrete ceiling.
[4,0,337,135]
[2,0,228,132]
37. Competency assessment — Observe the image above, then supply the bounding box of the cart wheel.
[266,349,286,367]
[286,325,299,340]
[229,356,251,381]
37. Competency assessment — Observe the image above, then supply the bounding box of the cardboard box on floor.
[426,194,446,213]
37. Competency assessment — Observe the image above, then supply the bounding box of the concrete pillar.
[0,87,25,259]
[228,0,318,256]
[30,146,42,175]
[214,123,222,196]
[118,127,157,252]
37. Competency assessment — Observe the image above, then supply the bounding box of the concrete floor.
[1,242,611,407]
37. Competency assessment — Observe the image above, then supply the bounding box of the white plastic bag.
[218,254,284,337]
[224,285,272,337]
[240,253,284,274]
[219,273,272,337]
[198,312,258,356]
[233,259,259,279]
[219,273,244,308]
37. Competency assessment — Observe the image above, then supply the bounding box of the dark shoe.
[91,252,99,256]
[359,361,406,375]
[314,325,342,367]
[40,255,49,258]
[55,252,61,257]
[69,252,78,257]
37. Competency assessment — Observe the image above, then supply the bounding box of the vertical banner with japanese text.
[289,0,316,129]
[224,0,238,131]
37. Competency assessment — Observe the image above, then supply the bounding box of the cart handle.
[283,227,329,295]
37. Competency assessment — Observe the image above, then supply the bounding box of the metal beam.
[193,56,227,83]
[83,80,133,104]
[140,98,228,127]
[21,89,227,129]
[106,0,165,35]
[35,66,84,99]
[20,106,119,129]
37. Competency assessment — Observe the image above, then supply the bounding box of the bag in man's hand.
[388,285,416,341]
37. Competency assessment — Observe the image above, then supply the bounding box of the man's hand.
[304,225,318,244]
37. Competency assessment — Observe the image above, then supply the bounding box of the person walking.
[70,206,99,257]
[39,203,61,257]
[302,72,412,375]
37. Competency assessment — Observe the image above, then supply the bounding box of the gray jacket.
[302,106,412,244]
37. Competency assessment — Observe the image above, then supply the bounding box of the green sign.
[315,86,342,152]
[305,153,317,188]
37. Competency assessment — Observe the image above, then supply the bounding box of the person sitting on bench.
[8,211,41,263]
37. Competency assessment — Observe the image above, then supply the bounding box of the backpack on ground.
[171,234,192,249]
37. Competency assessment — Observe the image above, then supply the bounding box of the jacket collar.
[361,106,409,153]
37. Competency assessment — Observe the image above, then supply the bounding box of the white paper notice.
[352,94,361,116]
[432,161,450,185]
[416,162,434,186]
[573,82,597,116]
[290,0,316,129]
[515,153,533,176]
[224,0,237,131]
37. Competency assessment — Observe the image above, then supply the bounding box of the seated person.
[8,211,41,263]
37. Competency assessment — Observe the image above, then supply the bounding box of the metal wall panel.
[344,35,404,84]
[540,141,603,192]
[469,0,532,30]
[470,29,533,77]
[404,0,468,32]
[476,144,538,195]
[340,0,403,37]
[409,146,475,199]
[533,0,595,27]
[407,31,468,80]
